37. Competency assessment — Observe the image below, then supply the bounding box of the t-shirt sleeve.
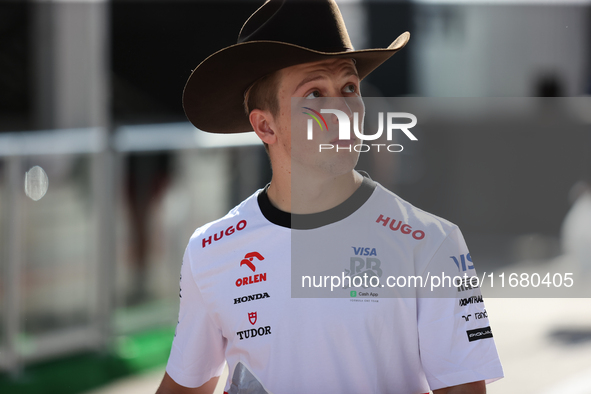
[165,246,227,388]
[417,227,504,391]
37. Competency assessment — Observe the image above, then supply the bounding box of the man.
[157,1,503,393]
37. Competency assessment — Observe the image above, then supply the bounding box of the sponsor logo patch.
[467,326,493,342]
[201,220,247,248]
[236,273,267,287]
[248,312,257,325]
[352,247,377,256]
[459,295,483,307]
[234,292,270,305]
[237,311,272,341]
[358,291,379,297]
[240,251,264,272]
[236,252,267,287]
[451,254,474,272]
[475,310,488,320]
[343,247,382,289]
[236,326,272,340]
[458,276,480,292]
[376,215,426,240]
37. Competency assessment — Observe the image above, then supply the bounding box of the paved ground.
[485,298,591,394]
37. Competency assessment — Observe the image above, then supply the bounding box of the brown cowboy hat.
[183,0,410,134]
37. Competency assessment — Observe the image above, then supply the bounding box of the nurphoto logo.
[302,107,418,153]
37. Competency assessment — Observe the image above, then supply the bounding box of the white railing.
[0,123,260,375]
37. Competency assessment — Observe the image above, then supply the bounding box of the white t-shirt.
[166,176,503,393]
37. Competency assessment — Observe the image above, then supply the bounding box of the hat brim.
[183,31,410,134]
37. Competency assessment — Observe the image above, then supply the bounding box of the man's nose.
[327,97,353,125]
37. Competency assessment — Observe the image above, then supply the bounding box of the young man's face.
[269,58,364,179]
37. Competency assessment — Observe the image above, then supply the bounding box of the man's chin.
[294,153,360,180]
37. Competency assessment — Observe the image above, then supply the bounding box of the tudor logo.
[237,311,272,340]
[248,312,257,325]
[240,252,264,272]
[237,326,271,340]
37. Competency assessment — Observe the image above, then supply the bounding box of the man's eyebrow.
[293,75,326,94]
[292,68,360,95]
[342,68,359,80]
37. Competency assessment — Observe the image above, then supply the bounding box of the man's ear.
[249,109,277,146]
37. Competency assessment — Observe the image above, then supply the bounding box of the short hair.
[244,70,282,153]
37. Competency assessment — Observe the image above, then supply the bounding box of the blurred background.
[0,0,590,393]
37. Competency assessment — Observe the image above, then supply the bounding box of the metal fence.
[0,123,263,375]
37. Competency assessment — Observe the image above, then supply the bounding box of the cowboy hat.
[183,0,410,134]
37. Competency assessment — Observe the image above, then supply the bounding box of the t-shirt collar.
[257,173,376,229]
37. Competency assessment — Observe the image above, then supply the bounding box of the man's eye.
[344,84,357,93]
[305,90,321,99]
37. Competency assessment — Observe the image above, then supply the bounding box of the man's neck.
[267,169,364,214]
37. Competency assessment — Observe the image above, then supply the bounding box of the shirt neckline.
[257,174,376,229]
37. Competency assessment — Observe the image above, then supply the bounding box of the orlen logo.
[303,107,417,153]
[240,251,264,272]
[201,219,246,248]
[376,214,425,240]
[236,252,267,287]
